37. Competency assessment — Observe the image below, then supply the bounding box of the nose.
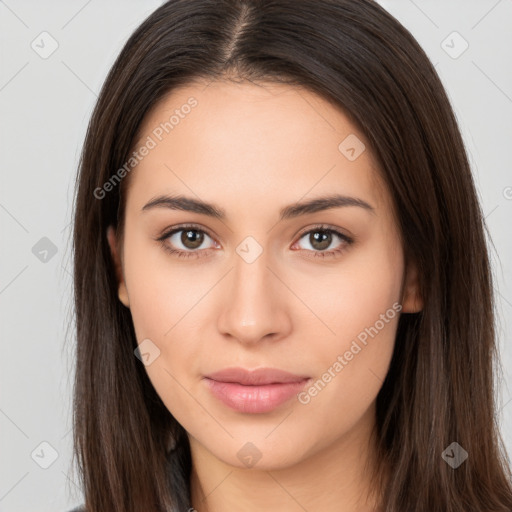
[216,247,292,346]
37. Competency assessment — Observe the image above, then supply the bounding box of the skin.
[107,79,423,512]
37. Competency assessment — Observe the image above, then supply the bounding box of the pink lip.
[203,367,311,414]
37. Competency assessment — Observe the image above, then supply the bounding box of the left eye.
[293,228,350,253]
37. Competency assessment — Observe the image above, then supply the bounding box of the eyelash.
[156,223,354,260]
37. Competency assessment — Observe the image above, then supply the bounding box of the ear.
[401,259,423,313]
[106,225,130,308]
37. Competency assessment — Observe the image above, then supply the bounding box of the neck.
[189,403,385,512]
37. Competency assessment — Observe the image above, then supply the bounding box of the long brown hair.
[71,0,512,510]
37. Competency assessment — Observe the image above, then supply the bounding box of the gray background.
[0,1,511,510]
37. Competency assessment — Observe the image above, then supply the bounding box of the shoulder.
[67,506,85,512]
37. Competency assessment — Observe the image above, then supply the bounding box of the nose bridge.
[217,239,291,343]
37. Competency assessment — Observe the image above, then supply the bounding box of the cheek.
[302,237,403,418]
[122,227,194,340]
[121,238,200,417]
[296,226,404,351]
[295,307,398,453]
[121,229,206,395]
[294,231,403,417]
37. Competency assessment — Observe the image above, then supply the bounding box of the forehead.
[125,79,390,218]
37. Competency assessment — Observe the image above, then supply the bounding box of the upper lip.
[204,367,310,386]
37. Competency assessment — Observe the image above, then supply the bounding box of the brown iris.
[309,230,332,251]
[181,229,204,249]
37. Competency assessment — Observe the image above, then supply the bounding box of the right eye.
[157,224,219,259]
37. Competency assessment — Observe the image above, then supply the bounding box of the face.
[107,80,422,470]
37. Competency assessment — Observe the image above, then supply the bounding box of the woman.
[69,0,512,510]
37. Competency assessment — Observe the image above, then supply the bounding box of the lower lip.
[204,378,310,414]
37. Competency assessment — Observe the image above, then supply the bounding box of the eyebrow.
[141,193,375,220]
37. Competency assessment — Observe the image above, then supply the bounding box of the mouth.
[203,367,311,414]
